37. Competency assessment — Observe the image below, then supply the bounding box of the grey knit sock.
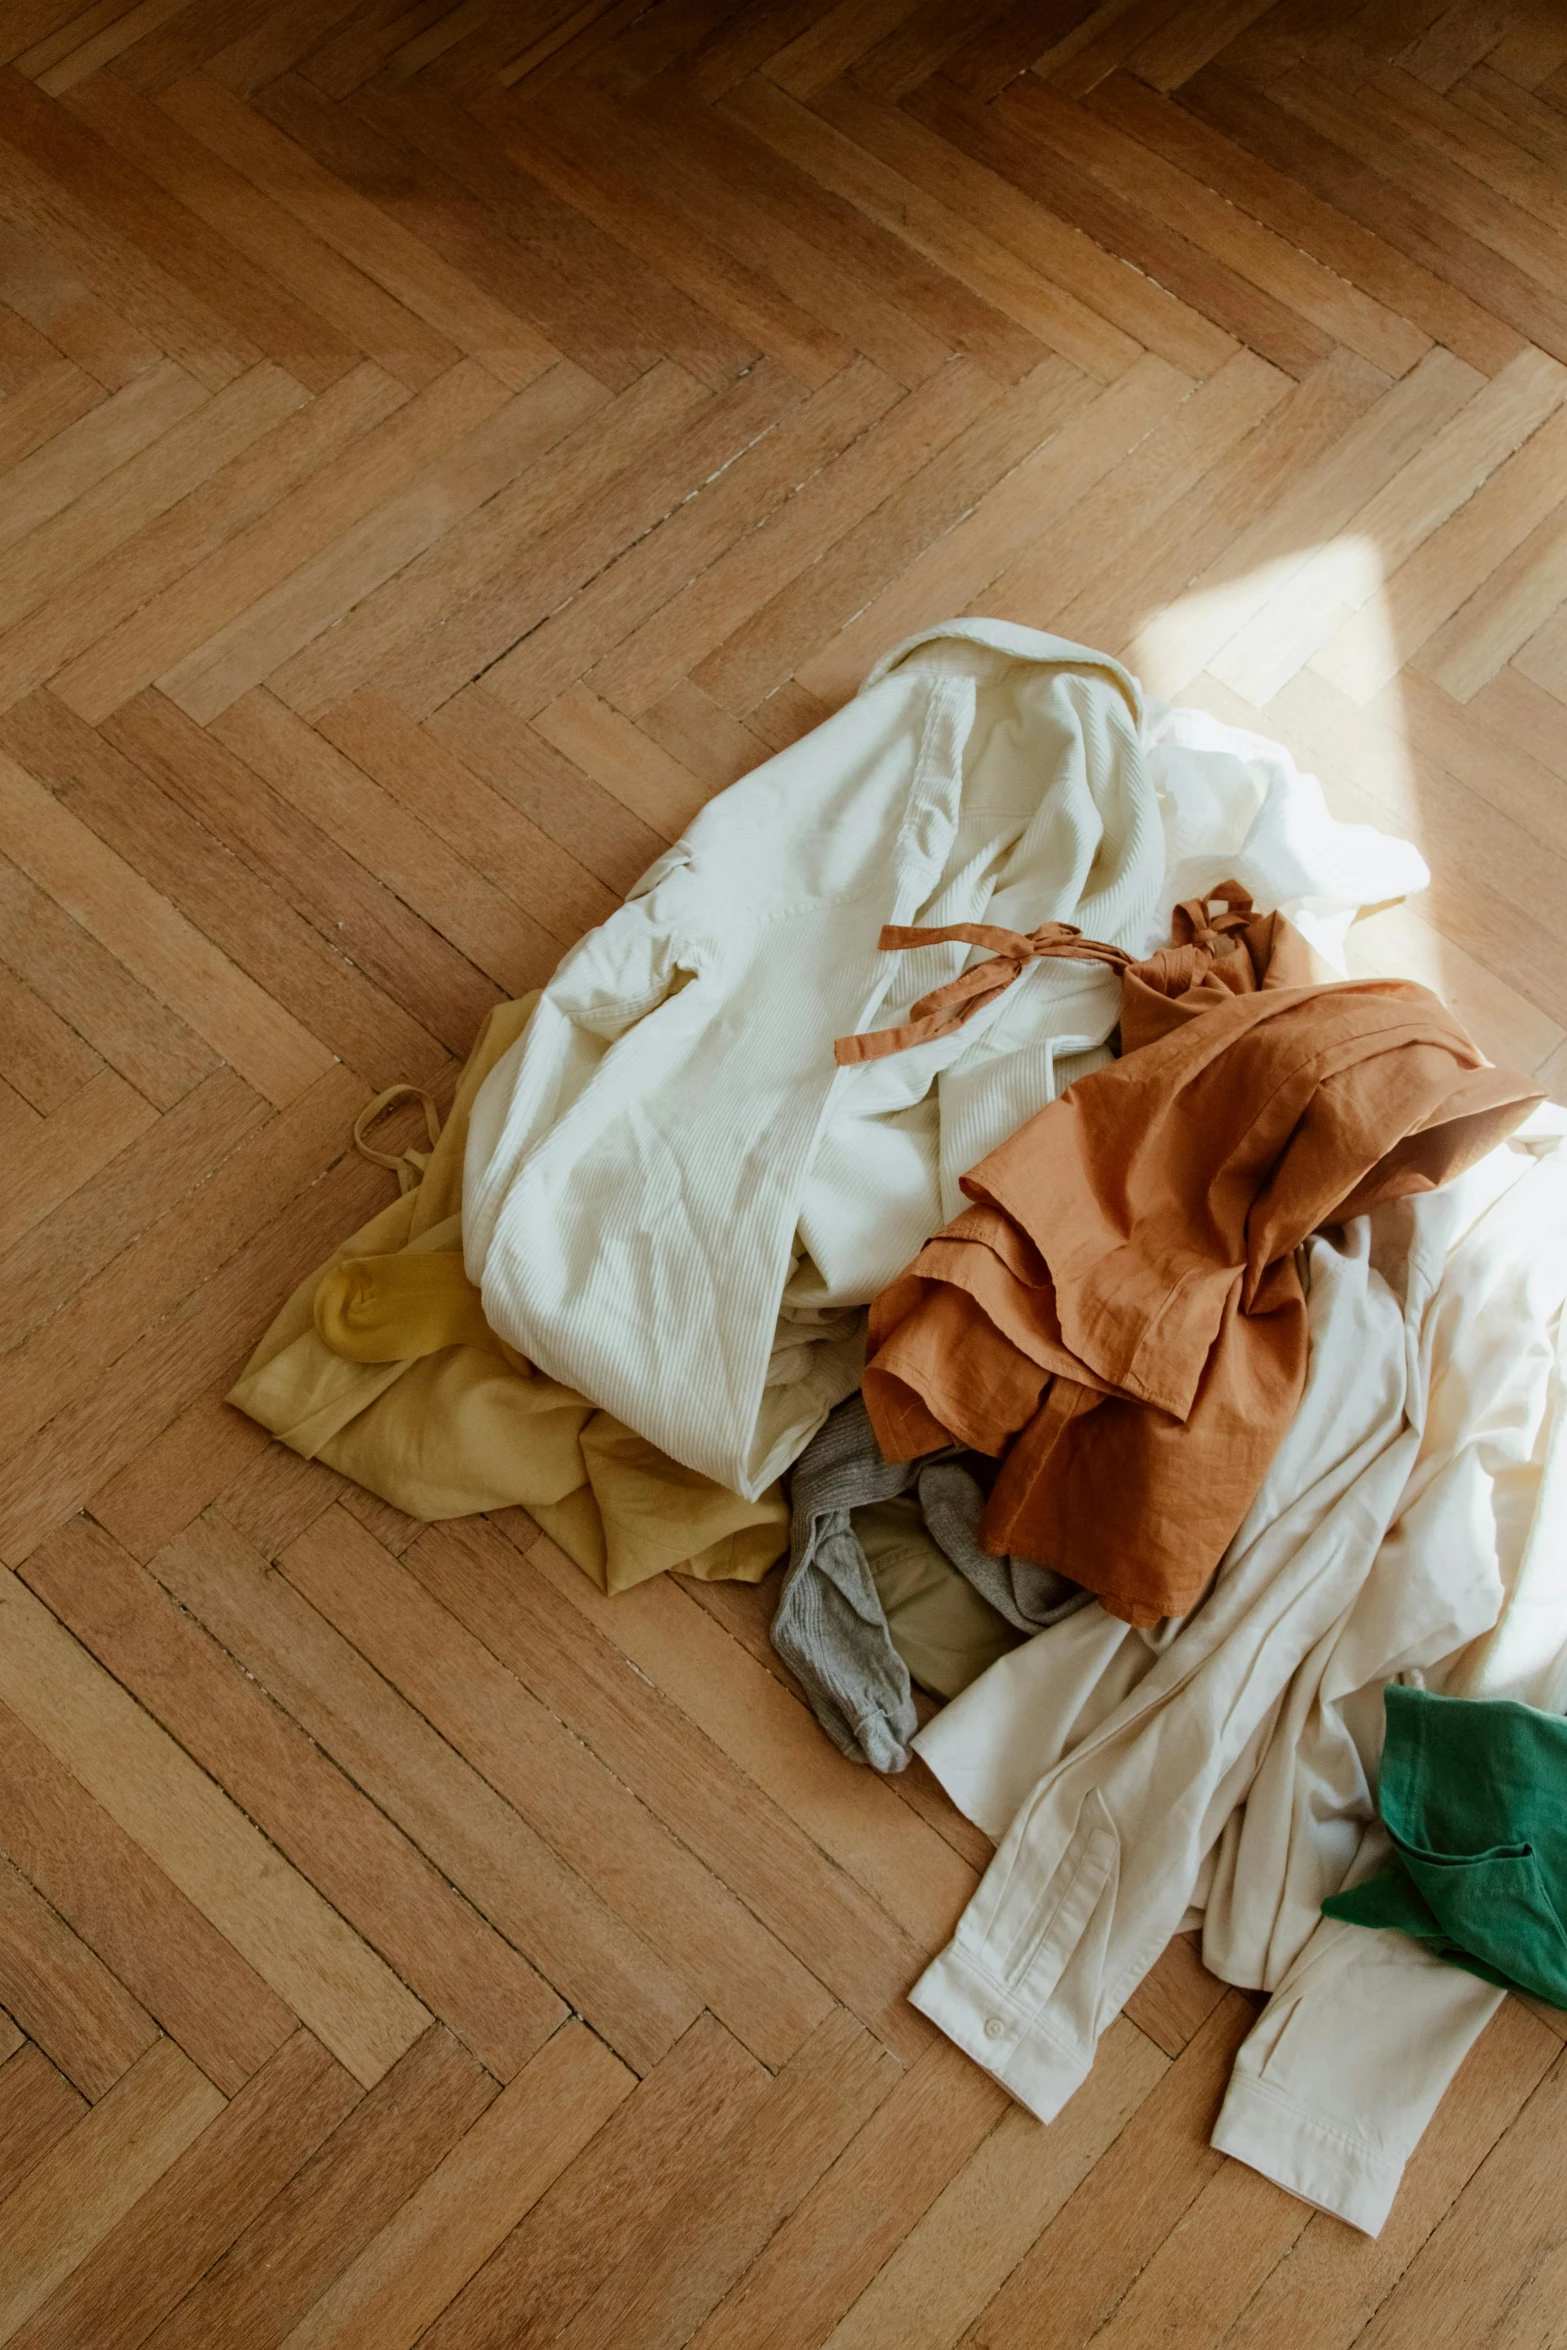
[917,1458,1088,1632]
[771,1395,920,1771]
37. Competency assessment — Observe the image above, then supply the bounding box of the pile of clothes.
[233,622,1567,2239]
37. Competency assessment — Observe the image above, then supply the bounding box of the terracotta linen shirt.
[861,890,1540,1625]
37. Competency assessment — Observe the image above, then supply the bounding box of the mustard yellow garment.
[228,994,788,1593]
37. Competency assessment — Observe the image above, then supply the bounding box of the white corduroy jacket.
[464,620,1427,1496]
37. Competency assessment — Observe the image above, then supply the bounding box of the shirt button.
[983,2017,1006,2041]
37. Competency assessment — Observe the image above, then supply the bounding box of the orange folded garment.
[862,885,1542,1627]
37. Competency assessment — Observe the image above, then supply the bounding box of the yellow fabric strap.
[352,1085,443,1196]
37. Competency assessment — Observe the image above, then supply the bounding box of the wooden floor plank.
[1179,61,1526,370]
[158,68,561,390]
[684,2036,1007,2350]
[0,1696,297,2093]
[209,687,566,999]
[0,853,218,1108]
[50,358,504,724]
[125,687,503,1054]
[0,66,323,392]
[0,356,205,553]
[1312,388,1567,699]
[0,357,102,472]
[1005,65,1425,376]
[1207,342,1566,701]
[966,1994,1262,2350]
[0,359,409,719]
[0,363,310,646]
[271,1506,832,2069]
[366,359,795,724]
[426,1518,957,2052]
[549,2008,900,2350]
[0,100,241,391]
[0,1071,247,1353]
[723,68,1144,380]
[819,2024,1168,2350]
[0,1061,158,1259]
[472,79,859,384]
[0,1850,158,2100]
[161,363,608,723]
[35,688,462,1080]
[794,351,1194,702]
[624,69,1048,386]
[142,2025,498,2350]
[212,1441,349,1560]
[273,2020,634,2350]
[348,79,759,391]
[1125,342,1483,698]
[1199,664,1567,1024]
[919,72,1331,375]
[0,2042,89,2207]
[0,211,164,387]
[1283,62,1567,326]
[810,72,1239,376]
[34,0,232,100]
[418,2014,771,2350]
[0,2035,226,2345]
[0,1133,389,1561]
[85,1390,272,1561]
[585,354,999,716]
[983,343,1291,624]
[481,354,908,717]
[688,351,1094,712]
[1058,345,1389,659]
[19,1516,568,2086]
[8,2029,359,2350]
[68,68,459,388]
[311,690,610,945]
[531,684,713,834]
[0,1562,429,2084]
[0,741,334,1105]
[1413,491,1567,698]
[176,1504,703,2073]
[1351,2044,1567,2350]
[267,356,707,720]
[0,1071,357,1466]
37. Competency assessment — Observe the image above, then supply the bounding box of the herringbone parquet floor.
[4,2,1567,2344]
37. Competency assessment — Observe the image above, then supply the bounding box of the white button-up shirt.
[912,1110,1567,2235]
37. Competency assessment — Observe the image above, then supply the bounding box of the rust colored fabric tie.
[835,921,1133,1066]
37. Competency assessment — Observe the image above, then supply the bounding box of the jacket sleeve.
[1211,1856,1503,2235]
[909,1682,1277,2123]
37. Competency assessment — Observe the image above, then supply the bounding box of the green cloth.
[1324,1684,1567,2008]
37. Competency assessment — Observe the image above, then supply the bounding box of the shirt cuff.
[908,1939,1093,2123]
[1211,2068,1403,2237]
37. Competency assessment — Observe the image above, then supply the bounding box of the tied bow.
[1172,882,1254,951]
[834,920,1131,1066]
[1139,885,1258,996]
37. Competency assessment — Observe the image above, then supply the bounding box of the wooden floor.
[6,0,1567,2343]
